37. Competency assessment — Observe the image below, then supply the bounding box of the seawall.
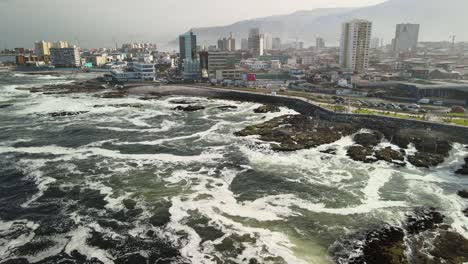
[131,85,468,144]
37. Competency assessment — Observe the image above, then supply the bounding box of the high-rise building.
[179,31,199,79]
[248,28,263,57]
[50,46,81,68]
[52,41,69,49]
[316,38,325,50]
[263,33,272,50]
[370,37,380,49]
[217,33,236,51]
[393,23,420,54]
[339,19,372,73]
[179,31,197,61]
[241,38,249,51]
[272,37,281,50]
[34,41,51,59]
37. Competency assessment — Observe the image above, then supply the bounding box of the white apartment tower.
[339,19,372,73]
[393,23,420,54]
[248,28,264,57]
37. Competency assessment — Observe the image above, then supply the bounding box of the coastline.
[129,84,468,145]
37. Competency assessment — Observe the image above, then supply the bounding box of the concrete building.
[263,33,273,50]
[92,54,107,67]
[207,51,241,73]
[217,33,236,51]
[248,28,264,57]
[393,23,420,54]
[0,54,17,64]
[370,37,380,49]
[272,37,281,50]
[52,41,69,49]
[241,38,249,51]
[339,19,372,73]
[34,41,51,59]
[215,69,243,81]
[110,62,155,82]
[50,46,81,68]
[316,38,325,50]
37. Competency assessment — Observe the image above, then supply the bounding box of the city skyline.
[2,0,467,49]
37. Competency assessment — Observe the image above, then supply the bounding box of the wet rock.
[79,189,108,209]
[48,111,88,117]
[98,91,128,98]
[40,186,67,199]
[354,132,383,147]
[115,253,148,264]
[406,208,444,234]
[122,199,137,210]
[214,235,246,258]
[186,211,224,243]
[456,156,468,175]
[375,147,405,164]
[94,103,143,108]
[320,148,337,155]
[97,219,128,231]
[14,239,57,256]
[34,252,104,264]
[339,226,407,264]
[126,208,144,218]
[391,130,452,157]
[463,208,468,217]
[430,230,468,263]
[217,105,238,110]
[347,146,376,163]
[169,100,196,105]
[457,190,468,199]
[0,258,29,264]
[149,207,171,227]
[173,105,205,112]
[0,104,13,109]
[408,152,445,168]
[35,217,75,236]
[87,231,118,250]
[253,105,280,113]
[236,115,359,151]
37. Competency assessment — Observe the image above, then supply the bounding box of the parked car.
[433,101,444,106]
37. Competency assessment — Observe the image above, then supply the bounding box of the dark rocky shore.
[332,208,468,264]
[233,106,458,169]
[16,83,468,263]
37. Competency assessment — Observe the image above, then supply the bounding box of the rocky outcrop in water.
[390,130,452,168]
[0,104,13,109]
[457,190,468,199]
[346,133,405,165]
[48,111,88,117]
[456,156,468,175]
[93,103,143,108]
[98,90,128,98]
[173,105,206,112]
[235,115,359,151]
[169,100,196,105]
[253,105,280,113]
[217,105,238,110]
[333,208,468,264]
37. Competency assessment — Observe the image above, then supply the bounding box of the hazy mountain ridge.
[191,0,468,47]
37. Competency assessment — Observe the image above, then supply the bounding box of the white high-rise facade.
[339,19,372,73]
[393,23,420,54]
[248,28,264,57]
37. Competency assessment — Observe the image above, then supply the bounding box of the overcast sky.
[0,0,387,48]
